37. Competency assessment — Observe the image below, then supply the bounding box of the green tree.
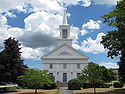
[101,0,125,81]
[0,37,27,83]
[99,66,117,83]
[107,69,117,82]
[18,69,52,94]
[81,62,116,94]
[81,62,101,94]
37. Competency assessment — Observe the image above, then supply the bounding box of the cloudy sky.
[0,0,120,69]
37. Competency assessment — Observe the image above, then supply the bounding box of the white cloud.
[72,43,81,50]
[80,29,88,36]
[57,0,91,7]
[82,19,101,30]
[76,19,102,37]
[0,14,10,48]
[18,11,62,59]
[81,0,91,7]
[0,14,42,60]
[71,19,102,50]
[4,11,16,17]
[0,0,63,14]
[8,28,24,38]
[28,0,63,13]
[0,14,25,51]
[94,0,120,5]
[0,0,26,13]
[0,0,120,15]
[21,11,61,48]
[0,0,92,13]
[99,62,119,69]
[0,14,8,27]
[80,32,106,54]
[20,45,55,60]
[70,26,80,42]
[21,46,43,60]
[24,11,62,36]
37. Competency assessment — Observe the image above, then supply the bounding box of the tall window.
[49,73,54,81]
[77,64,80,69]
[77,73,81,78]
[50,64,53,69]
[63,64,67,69]
[62,29,67,38]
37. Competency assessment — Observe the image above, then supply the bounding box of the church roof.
[41,44,89,60]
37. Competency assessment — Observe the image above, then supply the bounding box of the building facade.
[41,10,88,82]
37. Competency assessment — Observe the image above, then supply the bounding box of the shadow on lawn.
[18,92,46,94]
[0,90,46,94]
[0,91,46,94]
[107,88,125,94]
[77,88,125,94]
[0,90,18,93]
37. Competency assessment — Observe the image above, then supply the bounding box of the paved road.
[58,87,73,94]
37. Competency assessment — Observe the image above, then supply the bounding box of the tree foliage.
[101,0,125,81]
[113,81,123,88]
[18,69,53,94]
[99,66,117,83]
[68,78,81,90]
[0,37,27,83]
[81,62,116,94]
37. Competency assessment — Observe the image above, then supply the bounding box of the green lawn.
[0,88,58,94]
[73,88,125,94]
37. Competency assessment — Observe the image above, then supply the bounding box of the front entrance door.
[63,73,67,82]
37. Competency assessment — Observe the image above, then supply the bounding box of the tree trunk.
[119,52,125,82]
[94,87,96,94]
[35,88,37,94]
[93,83,96,94]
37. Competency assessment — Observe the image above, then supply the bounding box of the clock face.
[62,29,67,38]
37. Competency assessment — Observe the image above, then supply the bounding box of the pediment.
[58,50,72,55]
[42,44,88,59]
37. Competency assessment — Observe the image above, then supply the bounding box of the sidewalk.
[58,87,73,94]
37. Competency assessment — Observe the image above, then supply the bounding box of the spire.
[62,8,68,25]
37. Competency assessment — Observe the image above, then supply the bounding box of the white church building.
[41,10,88,82]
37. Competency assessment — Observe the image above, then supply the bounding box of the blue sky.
[0,0,120,69]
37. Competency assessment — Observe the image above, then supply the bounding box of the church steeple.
[59,8,70,39]
[57,8,73,47]
[62,8,68,25]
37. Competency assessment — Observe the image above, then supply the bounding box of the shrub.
[113,81,123,88]
[81,82,111,88]
[81,83,88,88]
[82,82,92,88]
[68,78,81,90]
[18,81,43,89]
[100,83,111,88]
[18,81,57,89]
[43,82,57,89]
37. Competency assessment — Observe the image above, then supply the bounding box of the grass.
[73,88,125,94]
[0,89,58,94]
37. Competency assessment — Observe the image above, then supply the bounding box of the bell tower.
[57,8,72,47]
